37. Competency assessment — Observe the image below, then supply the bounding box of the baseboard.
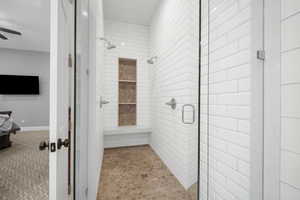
[21,126,49,132]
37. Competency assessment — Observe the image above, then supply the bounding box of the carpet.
[0,131,48,200]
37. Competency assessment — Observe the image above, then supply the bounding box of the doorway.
[95,0,200,199]
[0,1,51,199]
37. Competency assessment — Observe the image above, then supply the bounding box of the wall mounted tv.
[0,75,40,95]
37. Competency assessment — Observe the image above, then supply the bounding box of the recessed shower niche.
[118,58,137,126]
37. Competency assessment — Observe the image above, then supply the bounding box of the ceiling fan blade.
[0,27,21,35]
[0,33,8,40]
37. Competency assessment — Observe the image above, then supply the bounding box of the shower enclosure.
[199,0,258,199]
[199,0,300,200]
[74,0,300,198]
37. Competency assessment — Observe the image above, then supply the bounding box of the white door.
[49,0,74,199]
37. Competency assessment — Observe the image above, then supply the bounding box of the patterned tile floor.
[0,131,48,200]
[97,145,197,200]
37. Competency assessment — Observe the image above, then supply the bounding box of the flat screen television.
[0,75,40,95]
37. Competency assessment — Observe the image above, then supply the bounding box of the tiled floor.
[97,145,197,200]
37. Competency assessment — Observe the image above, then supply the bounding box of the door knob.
[39,140,49,151]
[57,138,70,149]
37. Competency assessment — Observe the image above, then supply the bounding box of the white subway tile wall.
[201,0,252,199]
[103,20,151,130]
[281,0,300,199]
[149,0,199,189]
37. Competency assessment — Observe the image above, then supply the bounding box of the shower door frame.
[197,0,201,199]
[251,0,282,200]
[262,0,281,199]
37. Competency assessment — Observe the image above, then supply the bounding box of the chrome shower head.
[147,59,154,64]
[147,56,158,64]
[98,37,117,50]
[106,42,116,50]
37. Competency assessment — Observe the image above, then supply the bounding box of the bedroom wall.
[0,48,50,129]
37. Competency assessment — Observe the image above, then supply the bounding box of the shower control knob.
[165,98,177,110]
[100,97,110,108]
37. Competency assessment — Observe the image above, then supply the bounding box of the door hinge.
[257,50,265,61]
[68,54,73,67]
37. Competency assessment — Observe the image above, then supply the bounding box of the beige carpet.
[97,145,197,200]
[0,131,49,200]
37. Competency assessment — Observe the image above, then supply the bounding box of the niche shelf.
[119,80,137,83]
[118,58,137,126]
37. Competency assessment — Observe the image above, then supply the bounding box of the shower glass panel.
[200,0,255,199]
[199,0,209,199]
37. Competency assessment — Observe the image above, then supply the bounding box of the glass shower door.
[199,0,259,199]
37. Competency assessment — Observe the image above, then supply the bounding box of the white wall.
[149,0,199,189]
[75,0,90,199]
[200,0,252,199]
[0,48,50,128]
[86,0,105,199]
[280,1,300,199]
[102,20,151,131]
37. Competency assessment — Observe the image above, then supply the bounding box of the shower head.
[106,42,116,50]
[98,37,117,50]
[147,56,158,64]
[147,58,154,64]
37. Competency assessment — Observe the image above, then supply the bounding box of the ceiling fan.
[0,27,22,40]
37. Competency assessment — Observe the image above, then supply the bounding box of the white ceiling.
[103,0,160,26]
[0,0,159,52]
[0,0,50,52]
